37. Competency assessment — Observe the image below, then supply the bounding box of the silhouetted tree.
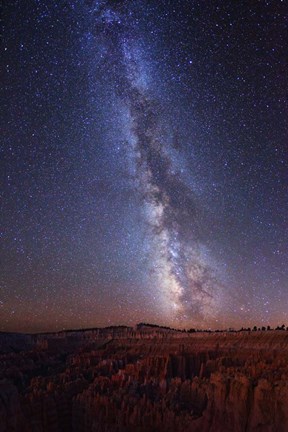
[275,324,286,331]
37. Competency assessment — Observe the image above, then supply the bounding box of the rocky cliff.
[0,330,287,432]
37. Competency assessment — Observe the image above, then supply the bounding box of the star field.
[1,0,287,332]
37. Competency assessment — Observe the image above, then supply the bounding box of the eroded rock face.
[0,330,288,432]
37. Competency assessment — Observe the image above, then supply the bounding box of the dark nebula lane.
[1,0,287,332]
[121,35,223,322]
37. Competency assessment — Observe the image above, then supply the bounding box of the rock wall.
[0,331,288,432]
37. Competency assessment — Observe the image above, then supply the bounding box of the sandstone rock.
[0,330,287,431]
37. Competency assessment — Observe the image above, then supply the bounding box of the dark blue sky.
[1,0,287,332]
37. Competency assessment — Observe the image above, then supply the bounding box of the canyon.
[0,326,288,432]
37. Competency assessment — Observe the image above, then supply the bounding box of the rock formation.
[0,328,287,431]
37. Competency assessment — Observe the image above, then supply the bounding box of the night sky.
[1,0,287,333]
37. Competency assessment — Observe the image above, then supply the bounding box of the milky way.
[1,0,287,332]
[124,42,223,322]
[90,2,224,323]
